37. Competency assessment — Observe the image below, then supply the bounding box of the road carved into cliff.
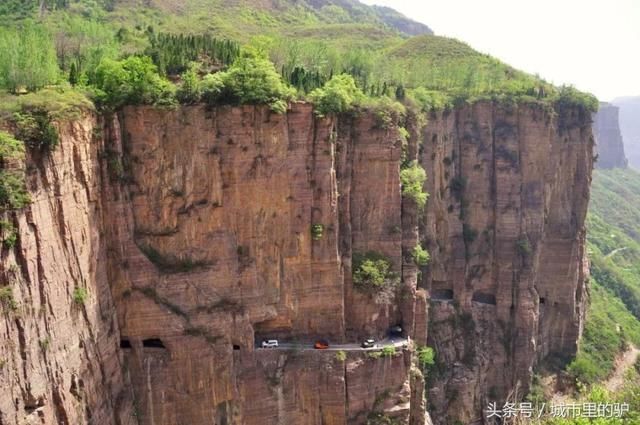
[256,337,409,352]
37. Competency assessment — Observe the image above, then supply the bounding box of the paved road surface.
[256,337,409,352]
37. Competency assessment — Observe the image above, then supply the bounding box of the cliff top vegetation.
[0,0,598,119]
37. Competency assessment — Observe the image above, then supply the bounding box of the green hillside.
[0,0,598,118]
[569,168,640,383]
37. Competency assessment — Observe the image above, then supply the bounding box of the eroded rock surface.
[593,103,628,169]
[421,102,593,424]
[0,100,593,425]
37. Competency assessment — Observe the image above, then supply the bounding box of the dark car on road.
[361,338,376,348]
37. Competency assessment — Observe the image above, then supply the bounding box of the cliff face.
[612,96,640,170]
[421,102,594,424]
[101,103,428,425]
[593,103,628,169]
[0,100,594,425]
[0,118,136,425]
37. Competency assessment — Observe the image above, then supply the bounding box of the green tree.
[219,47,294,112]
[310,74,364,115]
[0,23,59,92]
[352,251,394,290]
[200,73,225,104]
[68,62,78,86]
[400,161,428,210]
[176,62,202,104]
[0,132,29,211]
[412,244,430,266]
[92,56,176,108]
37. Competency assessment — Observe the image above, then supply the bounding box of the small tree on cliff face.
[400,161,428,210]
[352,251,395,291]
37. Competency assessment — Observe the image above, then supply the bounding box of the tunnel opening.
[540,297,546,305]
[431,289,454,301]
[472,292,497,305]
[142,338,166,349]
[120,339,132,349]
[233,345,240,351]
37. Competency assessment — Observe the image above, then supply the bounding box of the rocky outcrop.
[421,102,594,424]
[593,103,628,169]
[612,96,640,170]
[0,117,135,425]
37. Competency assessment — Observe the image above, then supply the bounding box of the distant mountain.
[288,0,431,35]
[369,4,432,36]
[612,96,640,170]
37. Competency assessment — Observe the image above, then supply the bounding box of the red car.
[314,339,329,349]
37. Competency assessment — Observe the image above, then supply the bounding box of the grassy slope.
[572,168,640,383]
[2,1,559,93]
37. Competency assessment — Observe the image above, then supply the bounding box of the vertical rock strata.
[592,103,628,169]
[421,102,593,424]
[0,118,136,425]
[104,103,427,425]
[0,100,593,425]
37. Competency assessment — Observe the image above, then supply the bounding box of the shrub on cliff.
[352,251,394,290]
[417,346,435,369]
[215,47,294,113]
[400,161,428,210]
[200,73,225,104]
[91,56,176,108]
[412,244,430,267]
[362,96,406,129]
[13,108,59,150]
[0,131,29,211]
[176,63,202,104]
[553,85,599,114]
[408,87,452,112]
[309,74,364,115]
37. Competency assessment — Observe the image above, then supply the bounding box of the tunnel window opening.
[142,338,166,349]
[120,339,132,349]
[540,297,546,305]
[472,292,497,305]
[431,289,454,301]
[233,345,241,351]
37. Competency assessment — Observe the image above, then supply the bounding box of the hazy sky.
[361,0,640,101]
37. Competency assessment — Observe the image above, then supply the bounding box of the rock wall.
[612,96,640,170]
[0,117,136,425]
[0,100,594,425]
[102,103,429,425]
[421,102,593,424]
[593,103,628,169]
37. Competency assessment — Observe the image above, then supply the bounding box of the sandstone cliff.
[0,117,136,425]
[593,103,628,169]
[421,102,594,424]
[0,100,594,425]
[92,103,427,425]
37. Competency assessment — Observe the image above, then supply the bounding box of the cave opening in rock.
[233,345,240,351]
[472,292,497,305]
[142,338,166,349]
[540,297,546,305]
[120,339,132,349]
[431,288,454,301]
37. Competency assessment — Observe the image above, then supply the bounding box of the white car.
[261,339,279,348]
